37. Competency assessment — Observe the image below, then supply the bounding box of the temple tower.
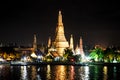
[70,34,75,54]
[48,37,51,48]
[79,36,85,59]
[54,11,69,56]
[31,34,37,58]
[70,34,74,50]
[33,34,37,52]
[75,44,80,55]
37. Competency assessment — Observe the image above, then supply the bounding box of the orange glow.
[68,66,75,80]
[53,65,67,80]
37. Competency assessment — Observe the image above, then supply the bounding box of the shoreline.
[1,61,120,66]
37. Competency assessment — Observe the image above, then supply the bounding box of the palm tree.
[89,47,104,62]
[104,47,117,63]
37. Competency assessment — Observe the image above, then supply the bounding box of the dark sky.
[0,0,120,47]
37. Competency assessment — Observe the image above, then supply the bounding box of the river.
[0,64,120,80]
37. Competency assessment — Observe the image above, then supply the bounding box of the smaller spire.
[75,44,80,55]
[48,36,51,48]
[79,36,85,61]
[59,10,61,14]
[33,34,37,52]
[80,36,83,49]
[70,34,74,50]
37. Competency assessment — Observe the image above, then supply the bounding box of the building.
[53,11,69,56]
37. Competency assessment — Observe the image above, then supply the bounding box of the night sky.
[0,0,120,47]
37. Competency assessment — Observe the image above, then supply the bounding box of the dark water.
[0,64,120,80]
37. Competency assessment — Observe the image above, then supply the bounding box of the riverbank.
[88,62,120,66]
[1,61,120,66]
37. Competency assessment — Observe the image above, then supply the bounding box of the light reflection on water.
[68,66,75,80]
[103,66,107,80]
[21,66,28,80]
[46,65,51,80]
[75,66,89,80]
[0,65,120,80]
[52,65,67,80]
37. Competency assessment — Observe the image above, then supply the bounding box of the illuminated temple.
[48,10,85,58]
[53,11,69,56]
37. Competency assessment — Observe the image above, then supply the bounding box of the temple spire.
[55,10,67,42]
[33,34,37,52]
[58,11,63,26]
[70,34,74,50]
[75,44,80,55]
[48,36,51,48]
[54,11,69,56]
[79,36,85,61]
[80,36,83,52]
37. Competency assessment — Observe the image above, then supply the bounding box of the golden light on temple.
[54,11,69,56]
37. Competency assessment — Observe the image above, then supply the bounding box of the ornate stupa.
[54,11,69,56]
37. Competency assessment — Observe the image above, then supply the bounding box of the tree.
[63,48,74,62]
[104,47,116,62]
[74,55,81,62]
[104,47,120,63]
[89,47,104,62]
